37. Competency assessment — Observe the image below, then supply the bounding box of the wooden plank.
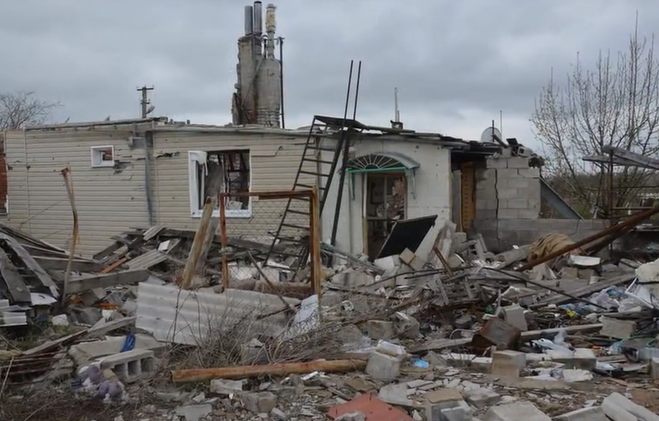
[0,233,59,298]
[66,269,150,294]
[0,249,30,303]
[33,256,103,272]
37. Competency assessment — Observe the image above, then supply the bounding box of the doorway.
[364,172,407,259]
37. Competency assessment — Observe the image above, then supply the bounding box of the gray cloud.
[0,0,656,145]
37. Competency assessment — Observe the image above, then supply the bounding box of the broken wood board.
[0,248,30,303]
[0,233,59,298]
[65,269,150,294]
[33,256,103,272]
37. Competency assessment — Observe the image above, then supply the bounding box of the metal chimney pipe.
[253,1,263,35]
[244,5,254,35]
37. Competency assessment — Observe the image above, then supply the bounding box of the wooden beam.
[171,359,367,383]
[33,256,103,272]
[66,269,150,294]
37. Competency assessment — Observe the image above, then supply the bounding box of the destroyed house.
[1,115,560,260]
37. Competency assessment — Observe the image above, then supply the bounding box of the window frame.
[90,145,115,168]
[188,149,252,219]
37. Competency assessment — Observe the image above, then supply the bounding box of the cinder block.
[500,177,531,189]
[497,189,519,200]
[501,198,531,210]
[554,406,607,421]
[476,199,498,211]
[600,316,636,339]
[497,168,520,179]
[365,351,400,381]
[486,158,508,169]
[517,209,540,219]
[491,350,526,377]
[476,168,497,180]
[484,401,551,421]
[497,209,519,219]
[517,168,540,178]
[547,348,596,371]
[100,349,156,383]
[506,157,531,169]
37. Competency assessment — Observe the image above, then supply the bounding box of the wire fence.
[219,189,321,294]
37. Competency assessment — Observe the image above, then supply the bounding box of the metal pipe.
[244,5,254,35]
[517,203,659,271]
[253,1,263,34]
[279,37,285,129]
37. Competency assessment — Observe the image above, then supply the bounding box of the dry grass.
[162,289,396,373]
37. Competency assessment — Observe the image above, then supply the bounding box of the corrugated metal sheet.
[4,128,150,256]
[152,131,315,235]
[135,282,300,345]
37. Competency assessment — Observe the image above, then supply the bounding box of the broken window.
[188,149,251,218]
[90,146,115,167]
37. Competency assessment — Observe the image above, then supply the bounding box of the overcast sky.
[0,0,655,149]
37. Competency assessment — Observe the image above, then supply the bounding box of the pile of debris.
[1,218,659,420]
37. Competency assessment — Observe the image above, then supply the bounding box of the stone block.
[554,406,607,421]
[501,305,528,331]
[600,317,636,339]
[547,348,596,371]
[378,383,412,407]
[497,168,519,179]
[210,378,245,395]
[506,157,531,169]
[365,351,400,381]
[483,401,551,421]
[100,349,155,383]
[241,391,277,414]
[365,320,394,340]
[491,350,526,377]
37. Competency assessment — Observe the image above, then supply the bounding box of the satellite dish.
[480,126,502,143]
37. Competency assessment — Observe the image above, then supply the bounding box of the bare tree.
[0,91,60,130]
[532,20,659,217]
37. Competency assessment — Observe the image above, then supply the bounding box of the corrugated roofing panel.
[135,282,300,345]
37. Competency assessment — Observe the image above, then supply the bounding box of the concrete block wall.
[473,218,609,252]
[475,156,541,220]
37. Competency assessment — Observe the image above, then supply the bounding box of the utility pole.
[137,86,154,118]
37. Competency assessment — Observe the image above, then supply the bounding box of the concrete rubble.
[2,210,659,420]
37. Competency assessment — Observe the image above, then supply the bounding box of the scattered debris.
[3,193,659,420]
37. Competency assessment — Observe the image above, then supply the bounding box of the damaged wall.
[321,139,452,258]
[151,130,312,236]
[4,127,151,255]
[475,154,541,220]
[474,218,609,252]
